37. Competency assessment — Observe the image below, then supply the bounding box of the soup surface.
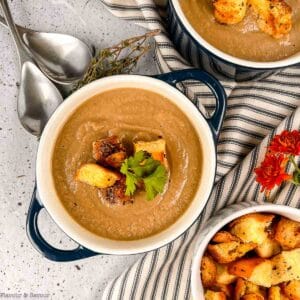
[180,0,300,61]
[52,88,202,240]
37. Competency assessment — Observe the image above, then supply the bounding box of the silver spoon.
[0,15,93,85]
[0,0,63,136]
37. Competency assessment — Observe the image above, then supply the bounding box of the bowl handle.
[26,185,98,262]
[155,69,227,139]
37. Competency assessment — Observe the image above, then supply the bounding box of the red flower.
[268,130,300,156]
[255,153,291,195]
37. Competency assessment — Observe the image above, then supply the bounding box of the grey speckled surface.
[0,1,158,299]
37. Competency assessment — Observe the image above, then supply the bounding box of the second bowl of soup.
[168,0,300,81]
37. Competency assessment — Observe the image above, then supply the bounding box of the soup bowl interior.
[191,203,300,299]
[36,75,216,255]
[170,0,300,69]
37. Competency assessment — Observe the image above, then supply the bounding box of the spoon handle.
[0,14,7,27]
[0,14,28,35]
[0,0,31,64]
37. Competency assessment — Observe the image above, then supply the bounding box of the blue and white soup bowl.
[26,69,227,262]
[167,1,300,81]
[191,202,300,299]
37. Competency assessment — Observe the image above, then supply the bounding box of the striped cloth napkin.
[100,1,300,299]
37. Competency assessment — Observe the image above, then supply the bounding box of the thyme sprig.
[75,29,160,90]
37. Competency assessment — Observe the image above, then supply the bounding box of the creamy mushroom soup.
[180,0,300,61]
[52,88,202,240]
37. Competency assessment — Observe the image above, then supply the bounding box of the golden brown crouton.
[134,139,168,167]
[76,163,120,189]
[274,217,300,250]
[216,263,237,285]
[235,278,247,300]
[271,249,300,285]
[268,286,281,300]
[246,259,273,287]
[214,283,234,298]
[229,213,275,245]
[207,241,257,264]
[229,249,300,287]
[229,258,273,287]
[234,278,266,300]
[105,151,127,169]
[213,0,247,25]
[100,176,132,205]
[205,290,227,300]
[241,294,265,300]
[248,0,292,39]
[213,231,241,243]
[268,286,290,300]
[235,278,256,300]
[255,237,281,258]
[201,255,218,288]
[92,136,127,168]
[281,280,300,300]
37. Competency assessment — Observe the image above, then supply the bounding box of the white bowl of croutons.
[191,202,300,300]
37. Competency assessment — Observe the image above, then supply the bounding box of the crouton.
[246,259,273,287]
[213,231,241,243]
[214,283,233,298]
[228,258,273,287]
[274,217,300,250]
[105,151,127,169]
[100,176,132,205]
[281,280,300,300]
[76,163,120,188]
[235,278,254,300]
[216,263,237,285]
[213,0,247,25]
[248,0,292,39]
[92,136,127,168]
[271,249,300,285]
[229,213,275,245]
[241,294,265,300]
[133,139,168,167]
[228,249,300,287]
[207,241,257,264]
[201,255,218,288]
[268,286,281,300]
[234,278,266,300]
[205,290,227,300]
[255,238,281,258]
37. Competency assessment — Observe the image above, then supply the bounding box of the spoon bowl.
[0,15,93,85]
[23,31,93,84]
[0,0,63,137]
[19,62,63,136]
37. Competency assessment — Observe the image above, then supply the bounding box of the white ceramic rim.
[191,204,300,299]
[36,74,217,255]
[171,0,300,69]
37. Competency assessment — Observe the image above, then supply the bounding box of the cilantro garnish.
[143,165,168,200]
[120,151,168,200]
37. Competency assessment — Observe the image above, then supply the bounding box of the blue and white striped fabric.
[100,1,300,299]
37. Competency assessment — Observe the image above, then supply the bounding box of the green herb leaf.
[292,170,300,186]
[143,165,168,200]
[120,150,168,200]
[132,157,160,178]
[128,150,147,167]
[120,151,147,196]
[124,172,138,196]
